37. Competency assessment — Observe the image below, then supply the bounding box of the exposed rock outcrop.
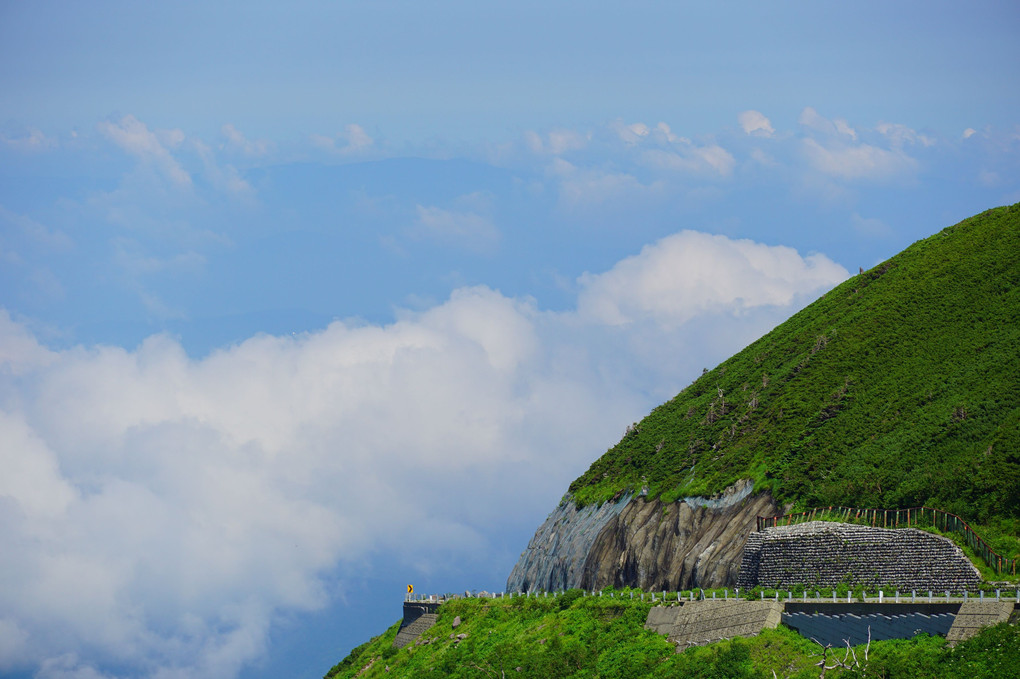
[737,521,982,591]
[580,480,780,590]
[507,480,779,592]
[506,493,631,593]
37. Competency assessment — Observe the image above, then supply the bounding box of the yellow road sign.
[407,584,413,594]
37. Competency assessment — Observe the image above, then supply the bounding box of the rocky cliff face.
[580,480,780,590]
[507,480,780,592]
[506,493,631,593]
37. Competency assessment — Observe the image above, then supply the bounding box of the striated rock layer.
[506,493,632,593]
[581,480,780,591]
[507,480,780,592]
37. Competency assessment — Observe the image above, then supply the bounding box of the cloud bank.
[0,232,847,678]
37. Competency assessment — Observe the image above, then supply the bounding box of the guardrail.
[406,587,1020,604]
[756,506,1016,576]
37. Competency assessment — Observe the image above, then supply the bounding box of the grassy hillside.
[324,591,1020,678]
[568,204,1020,556]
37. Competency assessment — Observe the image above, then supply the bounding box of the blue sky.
[1,2,1019,678]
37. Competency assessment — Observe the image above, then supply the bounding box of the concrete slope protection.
[737,521,981,591]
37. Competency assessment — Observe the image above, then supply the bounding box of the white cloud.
[193,140,254,197]
[220,124,271,156]
[876,122,935,148]
[738,110,774,137]
[641,144,736,177]
[611,120,651,145]
[97,116,191,188]
[524,128,588,155]
[749,148,776,166]
[0,205,73,251]
[548,158,665,208]
[412,196,500,254]
[0,229,847,678]
[963,128,978,139]
[653,122,682,144]
[608,120,688,147]
[310,124,374,156]
[798,107,856,140]
[833,119,857,141]
[577,230,849,327]
[801,137,917,182]
[0,310,57,374]
[0,127,58,152]
[111,239,206,276]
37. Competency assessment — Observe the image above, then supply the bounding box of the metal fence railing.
[756,506,1017,576]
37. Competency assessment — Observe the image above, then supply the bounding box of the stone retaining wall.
[737,521,981,591]
[392,602,441,648]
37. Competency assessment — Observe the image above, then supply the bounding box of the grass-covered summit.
[569,204,1020,551]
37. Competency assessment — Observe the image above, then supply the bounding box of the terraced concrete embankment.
[737,521,981,591]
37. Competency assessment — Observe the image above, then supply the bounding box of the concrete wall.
[664,600,783,649]
[392,602,441,648]
[946,601,1014,645]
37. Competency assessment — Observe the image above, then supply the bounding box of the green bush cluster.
[325,590,1020,678]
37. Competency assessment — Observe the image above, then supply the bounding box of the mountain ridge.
[566,203,1020,556]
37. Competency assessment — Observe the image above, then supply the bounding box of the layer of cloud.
[0,229,847,678]
[547,158,666,209]
[524,128,588,155]
[577,231,849,327]
[220,124,271,157]
[738,110,774,137]
[310,124,374,156]
[0,127,58,152]
[876,122,935,148]
[412,197,500,254]
[641,144,736,177]
[193,140,253,197]
[802,137,918,182]
[796,108,922,183]
[799,106,857,140]
[98,116,192,188]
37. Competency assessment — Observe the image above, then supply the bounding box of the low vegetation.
[324,590,1020,678]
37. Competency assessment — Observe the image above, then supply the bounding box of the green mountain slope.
[568,204,1020,553]
[324,205,1020,678]
[325,592,1020,679]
